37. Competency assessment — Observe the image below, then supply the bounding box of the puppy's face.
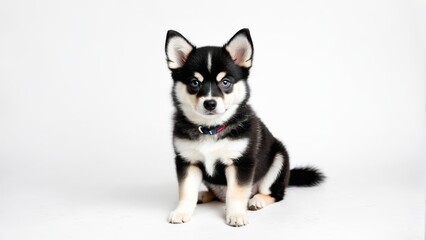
[165,29,254,125]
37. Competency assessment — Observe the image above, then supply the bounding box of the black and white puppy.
[165,29,324,227]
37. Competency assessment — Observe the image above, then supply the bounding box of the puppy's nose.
[203,100,217,111]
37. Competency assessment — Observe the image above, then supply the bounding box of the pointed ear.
[165,30,195,69]
[224,28,253,68]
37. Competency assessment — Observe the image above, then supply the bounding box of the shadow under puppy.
[165,28,324,227]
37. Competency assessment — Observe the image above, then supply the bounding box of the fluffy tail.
[289,166,325,187]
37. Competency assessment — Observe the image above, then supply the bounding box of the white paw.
[226,213,248,227]
[168,210,192,224]
[248,196,266,211]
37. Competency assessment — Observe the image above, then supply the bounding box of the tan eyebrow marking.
[194,72,204,82]
[216,72,227,82]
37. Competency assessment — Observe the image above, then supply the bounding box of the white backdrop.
[0,0,425,239]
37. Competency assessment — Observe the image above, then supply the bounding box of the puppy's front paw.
[168,210,192,224]
[226,212,248,227]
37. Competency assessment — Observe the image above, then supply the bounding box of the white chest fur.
[173,136,249,176]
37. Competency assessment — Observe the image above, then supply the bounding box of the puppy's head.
[165,29,253,126]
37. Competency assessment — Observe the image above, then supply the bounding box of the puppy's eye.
[220,78,232,89]
[190,79,201,88]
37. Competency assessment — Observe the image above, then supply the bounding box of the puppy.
[165,28,324,227]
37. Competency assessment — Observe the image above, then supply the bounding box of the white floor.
[0,0,425,239]
[0,151,424,240]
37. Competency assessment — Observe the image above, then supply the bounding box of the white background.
[0,0,425,239]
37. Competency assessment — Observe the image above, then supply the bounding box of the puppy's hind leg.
[248,149,289,211]
[248,194,276,210]
[197,191,216,204]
